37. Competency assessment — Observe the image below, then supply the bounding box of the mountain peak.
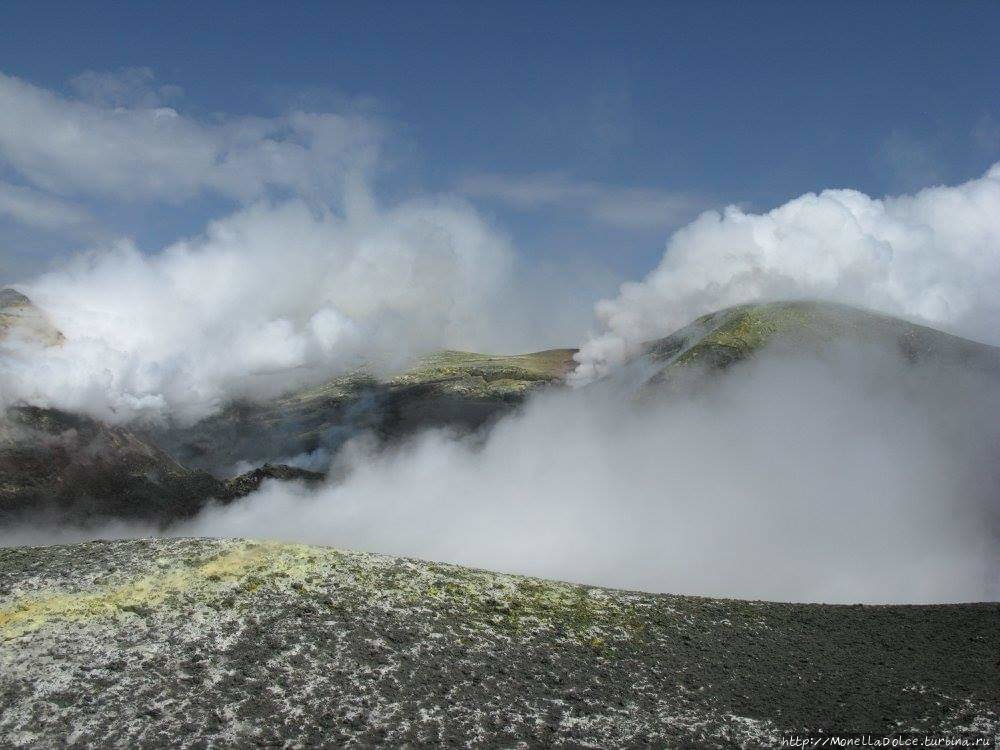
[0,289,64,348]
[639,299,1000,389]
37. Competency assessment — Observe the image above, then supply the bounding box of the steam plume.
[573,164,1000,382]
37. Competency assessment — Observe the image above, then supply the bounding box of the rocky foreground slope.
[1,538,997,747]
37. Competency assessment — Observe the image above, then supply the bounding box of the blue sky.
[1,1,999,283]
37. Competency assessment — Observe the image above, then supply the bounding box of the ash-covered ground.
[1,538,996,748]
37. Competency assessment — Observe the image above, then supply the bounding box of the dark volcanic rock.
[0,406,221,526]
[219,463,325,501]
[0,407,324,526]
[0,538,996,747]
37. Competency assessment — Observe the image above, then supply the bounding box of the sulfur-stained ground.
[0,538,996,748]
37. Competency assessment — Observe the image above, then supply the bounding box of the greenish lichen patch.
[0,540,636,647]
[275,372,380,405]
[390,349,577,390]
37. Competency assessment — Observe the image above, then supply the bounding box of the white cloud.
[0,181,95,232]
[0,192,601,424]
[574,163,1000,381]
[0,70,608,424]
[0,72,380,204]
[460,172,703,230]
[1,193,528,423]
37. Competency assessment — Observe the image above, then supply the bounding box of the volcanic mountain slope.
[0,406,220,526]
[174,299,997,472]
[146,347,577,474]
[0,289,325,524]
[0,405,330,526]
[147,300,1000,475]
[2,303,998,744]
[0,291,221,525]
[636,299,1000,391]
[4,292,1000,527]
[0,288,574,523]
[0,538,996,748]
